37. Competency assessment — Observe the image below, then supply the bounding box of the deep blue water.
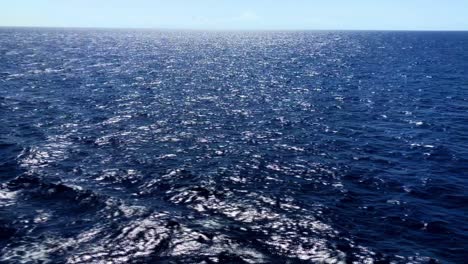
[0,28,467,263]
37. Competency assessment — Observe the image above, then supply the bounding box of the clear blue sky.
[1,0,468,30]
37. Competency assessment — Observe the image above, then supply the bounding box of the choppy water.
[0,28,467,263]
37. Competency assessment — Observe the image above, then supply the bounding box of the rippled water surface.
[1,28,467,263]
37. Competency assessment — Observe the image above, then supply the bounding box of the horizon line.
[1,25,467,33]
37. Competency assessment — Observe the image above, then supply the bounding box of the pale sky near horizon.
[1,0,468,30]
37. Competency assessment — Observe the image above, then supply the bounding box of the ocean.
[0,28,467,263]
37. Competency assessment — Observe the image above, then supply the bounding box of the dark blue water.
[0,28,467,263]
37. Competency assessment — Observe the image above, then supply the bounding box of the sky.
[1,0,468,31]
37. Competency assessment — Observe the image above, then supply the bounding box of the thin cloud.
[233,10,260,22]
